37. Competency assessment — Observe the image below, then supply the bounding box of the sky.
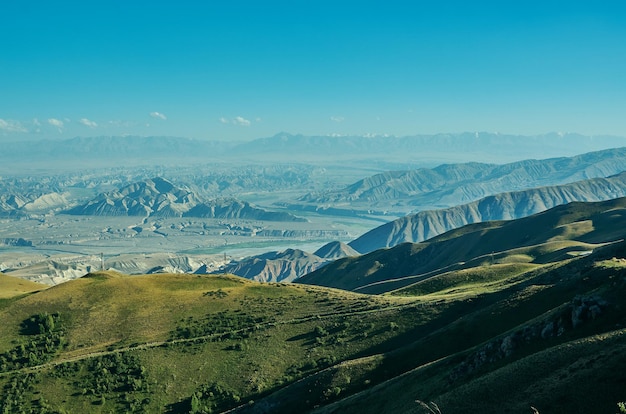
[1,1,626,142]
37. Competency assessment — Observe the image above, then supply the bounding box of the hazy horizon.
[2,130,626,146]
[1,2,625,142]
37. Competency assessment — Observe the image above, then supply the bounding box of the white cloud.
[330,116,345,123]
[33,118,41,126]
[79,118,98,128]
[0,119,27,133]
[150,111,167,120]
[233,116,251,126]
[48,118,64,129]
[255,117,262,122]
[220,116,252,126]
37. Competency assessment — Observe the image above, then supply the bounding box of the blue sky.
[1,1,625,141]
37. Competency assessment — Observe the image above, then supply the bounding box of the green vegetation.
[2,200,626,413]
[0,313,65,373]
[0,272,421,413]
[0,273,47,300]
[1,251,625,413]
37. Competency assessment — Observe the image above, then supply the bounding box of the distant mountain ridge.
[3,133,626,170]
[215,241,358,282]
[300,147,626,212]
[65,177,304,221]
[349,171,626,253]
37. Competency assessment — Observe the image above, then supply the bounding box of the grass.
[0,273,47,299]
[0,271,431,413]
[3,201,626,413]
[299,200,626,293]
[390,263,540,297]
[308,242,626,414]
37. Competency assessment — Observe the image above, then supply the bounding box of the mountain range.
[298,146,626,214]
[64,177,304,221]
[1,196,625,413]
[2,133,626,170]
[299,196,626,293]
[349,171,626,253]
[215,241,359,282]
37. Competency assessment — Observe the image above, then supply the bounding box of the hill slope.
[0,273,47,299]
[350,171,626,253]
[1,240,626,412]
[301,197,626,293]
[214,248,326,282]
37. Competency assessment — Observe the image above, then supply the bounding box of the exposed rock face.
[65,177,197,217]
[65,177,304,221]
[217,248,326,283]
[185,199,306,222]
[314,241,360,259]
[350,172,626,253]
[1,238,33,247]
[450,295,610,382]
[255,229,347,238]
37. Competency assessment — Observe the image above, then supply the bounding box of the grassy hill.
[2,199,626,413]
[0,271,421,413]
[1,247,625,412]
[0,273,47,299]
[300,197,626,293]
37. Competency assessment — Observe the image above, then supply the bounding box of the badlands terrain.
[3,133,626,285]
[2,133,626,413]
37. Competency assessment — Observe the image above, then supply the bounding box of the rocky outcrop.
[314,241,360,259]
[65,177,197,217]
[450,295,610,381]
[185,199,305,222]
[1,238,33,247]
[216,248,326,282]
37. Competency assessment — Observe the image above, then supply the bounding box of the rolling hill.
[350,171,626,253]
[1,239,625,412]
[300,196,626,293]
[0,273,47,299]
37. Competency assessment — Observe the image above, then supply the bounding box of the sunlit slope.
[2,244,626,412]
[299,197,626,293]
[0,271,421,413]
[240,240,626,414]
[0,273,47,299]
[303,146,626,208]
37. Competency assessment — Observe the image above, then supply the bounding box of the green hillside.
[1,199,626,413]
[0,271,422,413]
[298,197,626,293]
[0,273,47,300]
